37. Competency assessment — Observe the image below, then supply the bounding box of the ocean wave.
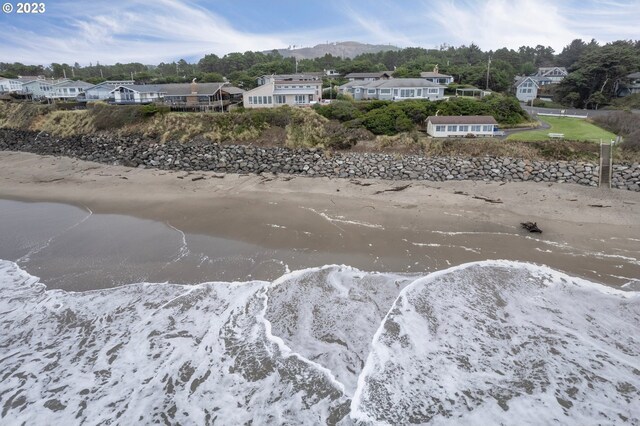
[0,260,638,425]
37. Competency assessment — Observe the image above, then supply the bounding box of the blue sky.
[1,0,639,65]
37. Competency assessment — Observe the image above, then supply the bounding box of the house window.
[447,125,457,132]
[416,89,422,96]
[367,89,376,94]
[393,89,398,96]
[482,125,493,131]
[380,89,391,94]
[428,88,440,94]
[295,95,306,104]
[471,125,481,132]
[400,89,415,98]
[275,95,286,104]
[435,125,446,132]
[459,125,469,132]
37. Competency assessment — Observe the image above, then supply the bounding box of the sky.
[1,0,639,66]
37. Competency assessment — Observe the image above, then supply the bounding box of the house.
[420,65,454,85]
[48,80,94,101]
[83,80,135,101]
[0,76,41,93]
[425,116,498,138]
[533,67,568,84]
[339,78,445,101]
[324,69,341,77]
[21,78,68,100]
[256,73,322,86]
[344,71,392,82]
[110,82,244,111]
[513,76,540,102]
[243,78,322,108]
[617,72,640,97]
[110,85,166,104]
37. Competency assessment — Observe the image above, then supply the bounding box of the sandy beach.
[1,150,639,289]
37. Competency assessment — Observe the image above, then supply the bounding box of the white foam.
[351,260,640,425]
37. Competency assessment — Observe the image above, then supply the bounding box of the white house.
[0,76,41,93]
[243,78,322,108]
[21,79,67,99]
[533,67,567,84]
[83,80,135,101]
[48,80,94,101]
[256,73,322,86]
[513,76,539,102]
[340,78,445,101]
[425,116,498,138]
[110,85,166,104]
[420,65,454,85]
[344,71,392,82]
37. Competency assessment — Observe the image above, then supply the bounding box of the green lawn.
[507,116,616,142]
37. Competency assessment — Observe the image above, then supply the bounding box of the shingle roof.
[345,71,392,78]
[54,80,94,88]
[426,115,497,125]
[420,71,453,78]
[370,78,444,88]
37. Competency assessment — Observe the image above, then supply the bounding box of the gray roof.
[513,76,540,88]
[110,83,242,96]
[345,71,392,79]
[54,80,94,88]
[426,115,497,125]
[536,67,567,76]
[420,71,453,78]
[222,86,245,95]
[369,78,444,88]
[262,73,322,80]
[111,84,166,94]
[627,72,640,79]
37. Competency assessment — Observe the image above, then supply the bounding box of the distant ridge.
[265,41,400,60]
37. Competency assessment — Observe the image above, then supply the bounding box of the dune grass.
[507,116,616,142]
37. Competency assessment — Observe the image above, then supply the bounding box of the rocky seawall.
[1,129,639,191]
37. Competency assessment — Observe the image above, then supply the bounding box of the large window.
[435,125,446,132]
[471,125,481,132]
[275,95,286,104]
[400,89,415,98]
[295,95,306,104]
[482,125,493,131]
[367,89,376,94]
[459,125,469,132]
[447,125,457,132]
[380,89,391,94]
[428,88,440,94]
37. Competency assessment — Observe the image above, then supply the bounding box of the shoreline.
[1,151,639,289]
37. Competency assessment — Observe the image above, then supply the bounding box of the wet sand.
[1,151,639,290]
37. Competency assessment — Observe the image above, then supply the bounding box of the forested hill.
[265,41,399,60]
[2,39,639,109]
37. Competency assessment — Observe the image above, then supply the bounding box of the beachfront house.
[22,78,67,100]
[425,115,498,138]
[243,77,322,108]
[48,80,94,101]
[339,78,445,101]
[344,71,392,82]
[0,76,41,94]
[83,80,135,101]
[513,76,540,102]
[255,73,322,86]
[110,85,166,104]
[420,65,454,85]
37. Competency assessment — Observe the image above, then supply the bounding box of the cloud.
[0,0,289,65]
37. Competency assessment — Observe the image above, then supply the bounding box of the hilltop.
[265,41,400,59]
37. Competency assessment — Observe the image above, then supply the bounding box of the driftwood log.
[521,221,542,233]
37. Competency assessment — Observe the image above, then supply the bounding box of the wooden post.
[599,140,612,188]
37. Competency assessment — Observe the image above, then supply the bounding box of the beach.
[1,150,639,424]
[1,150,639,289]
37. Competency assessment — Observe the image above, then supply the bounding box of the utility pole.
[486,57,491,90]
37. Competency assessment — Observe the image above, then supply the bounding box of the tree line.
[1,39,639,108]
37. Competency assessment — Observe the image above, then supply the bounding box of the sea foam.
[0,259,638,425]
